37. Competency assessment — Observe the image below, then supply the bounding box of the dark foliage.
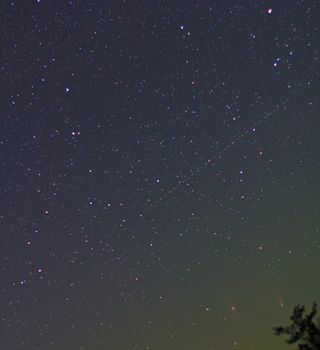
[273,303,320,349]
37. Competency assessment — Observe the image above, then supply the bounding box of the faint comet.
[142,99,289,213]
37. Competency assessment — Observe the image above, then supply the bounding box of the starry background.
[1,1,320,349]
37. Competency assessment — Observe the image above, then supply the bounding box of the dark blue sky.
[1,1,320,349]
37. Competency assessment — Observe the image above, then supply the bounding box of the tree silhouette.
[273,303,320,349]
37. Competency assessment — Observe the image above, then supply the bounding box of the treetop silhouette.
[274,302,320,349]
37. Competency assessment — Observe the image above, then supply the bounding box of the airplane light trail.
[143,98,289,213]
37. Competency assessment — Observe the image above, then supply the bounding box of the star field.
[1,1,320,349]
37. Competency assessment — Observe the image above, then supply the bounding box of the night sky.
[1,1,320,349]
